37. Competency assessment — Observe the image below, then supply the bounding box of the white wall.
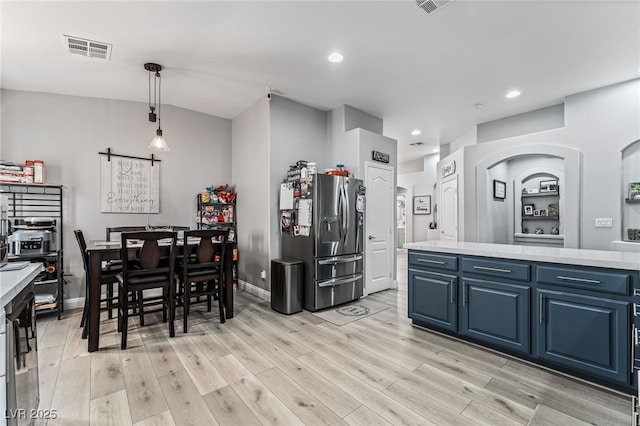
[397,154,438,243]
[486,162,509,244]
[231,97,270,291]
[1,89,232,299]
[622,140,640,233]
[450,78,640,250]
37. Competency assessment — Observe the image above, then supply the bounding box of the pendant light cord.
[157,71,161,129]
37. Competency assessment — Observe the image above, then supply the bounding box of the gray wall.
[1,89,232,299]
[344,105,383,134]
[269,94,329,286]
[231,97,270,291]
[477,104,565,143]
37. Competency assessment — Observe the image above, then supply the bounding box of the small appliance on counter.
[9,217,57,256]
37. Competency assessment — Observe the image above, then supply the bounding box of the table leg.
[88,252,102,352]
[225,242,234,319]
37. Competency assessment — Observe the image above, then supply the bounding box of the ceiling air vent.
[415,0,454,15]
[409,142,424,146]
[63,35,112,60]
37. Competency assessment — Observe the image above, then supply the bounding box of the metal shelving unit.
[1,183,64,318]
[196,193,238,286]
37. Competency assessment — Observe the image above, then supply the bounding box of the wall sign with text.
[372,150,390,163]
[100,156,160,213]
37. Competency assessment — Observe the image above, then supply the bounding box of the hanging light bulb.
[145,63,170,152]
[149,128,169,151]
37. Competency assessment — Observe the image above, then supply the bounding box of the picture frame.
[629,182,640,200]
[523,204,534,216]
[534,209,540,217]
[413,195,431,215]
[493,180,506,200]
[548,203,559,217]
[539,209,547,216]
[540,179,558,192]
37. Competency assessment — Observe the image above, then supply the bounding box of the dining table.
[84,238,235,352]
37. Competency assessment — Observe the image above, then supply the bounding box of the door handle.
[368,235,375,240]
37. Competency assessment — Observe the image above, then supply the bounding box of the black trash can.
[271,259,303,314]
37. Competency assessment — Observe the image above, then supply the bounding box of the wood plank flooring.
[36,250,632,425]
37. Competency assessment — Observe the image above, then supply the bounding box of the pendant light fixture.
[145,62,169,152]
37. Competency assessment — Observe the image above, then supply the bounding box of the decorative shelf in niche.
[522,215,560,220]
[521,191,559,198]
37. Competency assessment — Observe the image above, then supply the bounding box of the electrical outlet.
[595,218,613,228]
[260,270,266,280]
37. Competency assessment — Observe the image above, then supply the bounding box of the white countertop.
[404,241,640,271]
[0,263,42,308]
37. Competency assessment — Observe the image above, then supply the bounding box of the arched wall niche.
[621,139,640,244]
[474,144,580,248]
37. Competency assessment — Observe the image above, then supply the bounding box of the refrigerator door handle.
[318,273,363,288]
[318,254,363,265]
[342,184,349,238]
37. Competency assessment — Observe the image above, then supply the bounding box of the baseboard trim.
[238,280,270,302]
[62,297,85,311]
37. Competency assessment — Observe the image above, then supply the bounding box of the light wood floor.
[36,250,632,425]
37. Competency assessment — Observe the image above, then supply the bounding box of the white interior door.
[365,162,393,294]
[441,176,458,241]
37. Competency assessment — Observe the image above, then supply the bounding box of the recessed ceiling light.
[411,129,421,136]
[328,52,343,63]
[506,90,521,99]
[473,103,483,109]
[433,148,440,153]
[409,142,424,146]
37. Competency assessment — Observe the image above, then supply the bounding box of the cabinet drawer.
[461,257,530,282]
[408,251,457,271]
[536,266,629,295]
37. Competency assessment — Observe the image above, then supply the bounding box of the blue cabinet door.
[460,278,530,354]
[408,268,457,332]
[536,289,630,385]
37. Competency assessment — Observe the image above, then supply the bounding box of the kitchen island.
[0,262,42,423]
[403,241,640,396]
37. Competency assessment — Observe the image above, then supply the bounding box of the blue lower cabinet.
[459,278,530,354]
[536,289,630,385]
[408,268,457,332]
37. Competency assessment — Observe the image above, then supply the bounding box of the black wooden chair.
[116,231,177,349]
[106,226,148,242]
[176,229,227,333]
[74,229,121,338]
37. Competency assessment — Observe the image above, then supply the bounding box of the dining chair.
[116,231,177,349]
[74,229,120,338]
[176,229,227,333]
[105,226,147,242]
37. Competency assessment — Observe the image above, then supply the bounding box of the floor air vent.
[415,0,454,15]
[64,35,112,60]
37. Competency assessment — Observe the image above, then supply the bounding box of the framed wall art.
[413,195,431,215]
[523,204,534,216]
[493,180,506,200]
[629,182,640,200]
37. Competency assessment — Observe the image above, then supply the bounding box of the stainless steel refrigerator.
[282,174,365,311]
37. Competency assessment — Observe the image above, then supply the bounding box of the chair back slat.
[183,229,227,274]
[106,226,147,242]
[74,229,89,272]
[120,231,177,284]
